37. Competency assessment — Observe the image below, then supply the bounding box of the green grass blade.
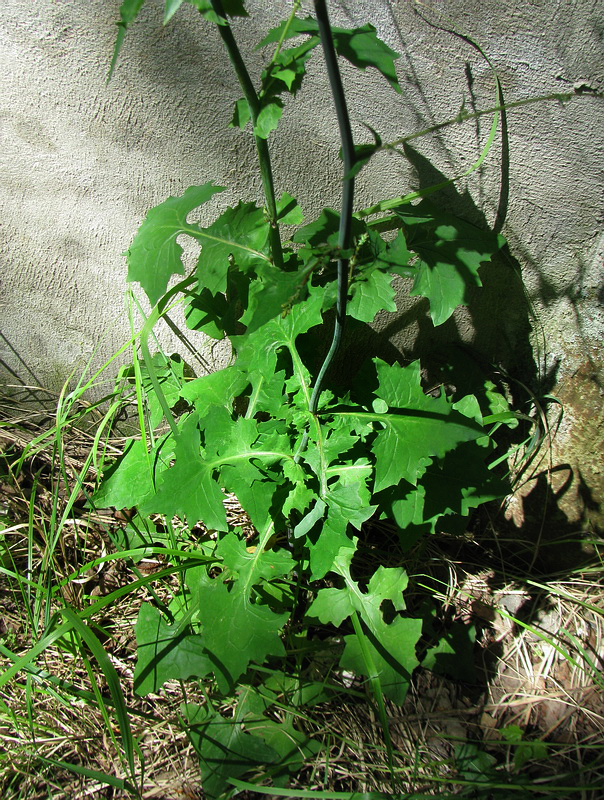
[228,778,438,799]
[60,608,138,789]
[35,755,137,792]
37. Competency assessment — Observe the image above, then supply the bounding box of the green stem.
[308,0,355,416]
[209,0,284,269]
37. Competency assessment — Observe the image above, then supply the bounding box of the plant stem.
[209,0,284,269]
[308,0,355,415]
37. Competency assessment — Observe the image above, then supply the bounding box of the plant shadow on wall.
[3,1,603,798]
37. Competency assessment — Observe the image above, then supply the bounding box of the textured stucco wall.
[1,1,603,524]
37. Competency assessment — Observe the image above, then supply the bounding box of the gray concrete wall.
[1,0,603,525]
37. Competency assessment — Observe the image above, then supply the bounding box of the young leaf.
[258,18,401,92]
[230,97,251,130]
[127,183,225,305]
[266,38,318,95]
[307,468,376,580]
[348,268,397,322]
[254,97,284,139]
[235,38,319,138]
[395,200,506,325]
[332,23,401,93]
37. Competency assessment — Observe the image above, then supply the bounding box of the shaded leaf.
[196,201,271,294]
[133,604,212,695]
[310,546,421,704]
[240,260,312,335]
[342,614,422,704]
[369,359,482,488]
[142,413,227,530]
[93,435,174,510]
[246,715,319,779]
[183,285,232,339]
[422,622,477,683]
[374,229,414,275]
[276,192,304,225]
[185,0,248,26]
[395,201,506,325]
[230,97,251,129]
[184,703,278,800]
[233,285,324,376]
[185,265,250,339]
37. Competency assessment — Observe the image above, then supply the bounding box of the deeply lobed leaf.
[126,183,225,305]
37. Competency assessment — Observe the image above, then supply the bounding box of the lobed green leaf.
[196,576,289,692]
[126,183,225,305]
[395,200,506,325]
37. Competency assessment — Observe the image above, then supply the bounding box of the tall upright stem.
[308,0,355,414]
[209,0,284,269]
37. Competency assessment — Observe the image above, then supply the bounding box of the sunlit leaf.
[126,183,225,305]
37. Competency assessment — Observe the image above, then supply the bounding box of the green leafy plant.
[94,0,520,795]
